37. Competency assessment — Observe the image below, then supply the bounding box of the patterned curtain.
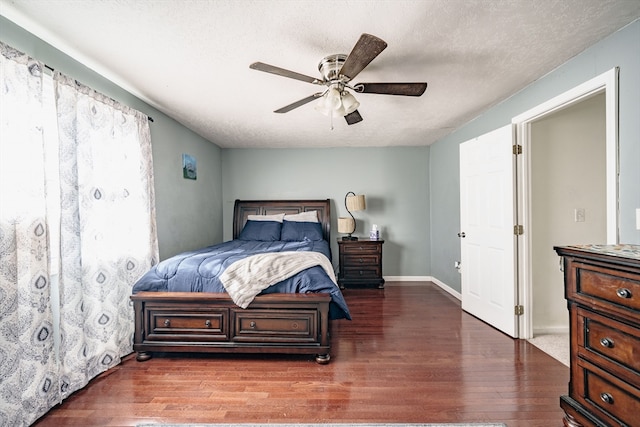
[0,43,59,426]
[0,41,158,425]
[54,72,158,399]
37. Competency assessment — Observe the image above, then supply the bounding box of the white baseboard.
[532,326,570,335]
[383,276,431,282]
[383,276,461,301]
[429,276,462,300]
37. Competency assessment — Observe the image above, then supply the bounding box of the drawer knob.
[599,337,614,348]
[250,321,256,328]
[164,319,170,327]
[205,320,211,328]
[616,288,632,299]
[600,392,614,405]
[358,258,364,263]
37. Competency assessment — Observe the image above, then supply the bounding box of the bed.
[130,199,349,364]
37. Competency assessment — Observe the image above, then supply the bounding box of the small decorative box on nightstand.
[337,238,384,289]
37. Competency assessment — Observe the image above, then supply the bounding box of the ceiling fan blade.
[344,110,363,125]
[339,33,388,81]
[355,82,428,96]
[250,62,320,84]
[274,93,323,113]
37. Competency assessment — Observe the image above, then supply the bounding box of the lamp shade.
[338,217,355,234]
[346,194,366,212]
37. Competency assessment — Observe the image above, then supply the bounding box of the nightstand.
[337,238,384,289]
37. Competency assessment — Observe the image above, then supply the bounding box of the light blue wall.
[0,16,224,260]
[5,14,637,285]
[430,20,640,293]
[221,147,430,275]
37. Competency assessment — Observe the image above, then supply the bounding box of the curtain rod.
[43,64,154,123]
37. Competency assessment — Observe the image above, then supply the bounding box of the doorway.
[514,68,619,340]
[530,93,607,334]
[525,94,607,365]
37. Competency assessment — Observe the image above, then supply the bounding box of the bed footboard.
[130,292,332,364]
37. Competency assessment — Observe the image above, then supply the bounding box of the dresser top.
[558,244,640,260]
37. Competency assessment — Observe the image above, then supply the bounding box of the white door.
[459,124,518,338]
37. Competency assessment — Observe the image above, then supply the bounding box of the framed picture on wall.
[182,153,197,180]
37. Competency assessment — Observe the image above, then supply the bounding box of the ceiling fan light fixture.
[314,92,332,116]
[315,85,359,118]
[341,90,360,115]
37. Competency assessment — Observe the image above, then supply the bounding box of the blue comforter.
[132,239,351,320]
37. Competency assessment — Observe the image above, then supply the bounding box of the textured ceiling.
[1,0,639,148]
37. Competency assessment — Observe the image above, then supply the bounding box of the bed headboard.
[233,199,331,241]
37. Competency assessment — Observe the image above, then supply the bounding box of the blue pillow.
[237,220,282,241]
[280,220,324,242]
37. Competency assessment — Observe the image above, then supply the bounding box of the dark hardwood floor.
[33,282,569,427]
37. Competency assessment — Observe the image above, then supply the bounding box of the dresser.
[337,238,384,289]
[554,244,640,427]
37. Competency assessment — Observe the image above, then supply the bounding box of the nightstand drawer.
[341,243,381,255]
[343,254,380,266]
[343,266,381,279]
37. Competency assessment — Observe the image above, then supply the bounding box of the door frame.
[512,68,619,339]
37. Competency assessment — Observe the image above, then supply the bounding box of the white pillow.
[247,213,285,223]
[284,211,319,222]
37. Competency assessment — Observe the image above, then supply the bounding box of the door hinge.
[514,225,524,235]
[513,144,522,155]
[515,305,524,316]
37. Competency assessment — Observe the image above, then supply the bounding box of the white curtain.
[0,41,60,427]
[54,72,158,398]
[0,42,159,425]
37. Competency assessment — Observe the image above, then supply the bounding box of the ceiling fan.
[250,33,428,125]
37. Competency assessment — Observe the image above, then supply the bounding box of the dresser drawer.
[576,359,640,426]
[231,309,318,343]
[578,307,640,379]
[146,308,229,341]
[343,253,380,267]
[573,261,640,312]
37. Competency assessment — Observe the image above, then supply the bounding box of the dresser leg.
[563,413,584,427]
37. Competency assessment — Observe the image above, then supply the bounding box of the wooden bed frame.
[131,199,335,364]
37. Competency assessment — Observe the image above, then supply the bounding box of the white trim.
[533,326,570,335]
[512,68,619,339]
[428,277,462,300]
[512,67,618,244]
[382,276,462,300]
[383,276,431,282]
